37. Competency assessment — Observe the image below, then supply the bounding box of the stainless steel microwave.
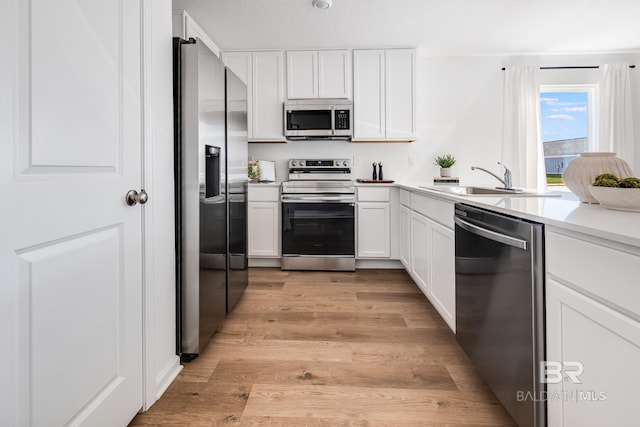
[283,99,353,140]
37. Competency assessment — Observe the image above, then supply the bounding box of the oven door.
[281,200,355,256]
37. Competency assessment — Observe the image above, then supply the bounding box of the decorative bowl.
[588,185,640,212]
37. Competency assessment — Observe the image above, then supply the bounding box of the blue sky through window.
[540,92,588,142]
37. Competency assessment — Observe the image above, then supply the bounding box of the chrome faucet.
[471,162,514,189]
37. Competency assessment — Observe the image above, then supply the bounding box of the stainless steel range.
[281,159,355,271]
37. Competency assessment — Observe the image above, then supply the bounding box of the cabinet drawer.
[410,193,454,229]
[546,230,640,317]
[248,185,280,202]
[357,187,390,202]
[399,189,410,207]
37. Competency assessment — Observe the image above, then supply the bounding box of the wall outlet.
[353,155,361,166]
[409,155,415,166]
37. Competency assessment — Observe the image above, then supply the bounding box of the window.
[539,85,597,185]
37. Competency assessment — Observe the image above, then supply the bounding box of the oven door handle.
[454,216,528,250]
[281,195,355,203]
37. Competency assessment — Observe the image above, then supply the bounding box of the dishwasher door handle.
[454,216,528,250]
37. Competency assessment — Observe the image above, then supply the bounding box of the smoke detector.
[312,0,333,10]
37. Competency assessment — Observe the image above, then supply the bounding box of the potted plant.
[434,154,456,177]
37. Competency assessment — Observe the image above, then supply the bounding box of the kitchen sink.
[419,185,559,197]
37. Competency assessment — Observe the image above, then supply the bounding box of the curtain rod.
[501,65,636,70]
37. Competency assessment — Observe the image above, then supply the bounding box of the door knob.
[125,189,149,206]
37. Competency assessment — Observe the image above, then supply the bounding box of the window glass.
[540,90,590,185]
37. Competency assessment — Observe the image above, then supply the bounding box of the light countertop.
[398,183,640,248]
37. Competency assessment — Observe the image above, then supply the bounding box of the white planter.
[563,152,634,203]
[440,167,452,177]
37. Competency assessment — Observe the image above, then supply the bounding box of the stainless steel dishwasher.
[454,203,545,427]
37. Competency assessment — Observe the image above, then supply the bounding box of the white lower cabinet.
[247,185,280,258]
[357,203,390,258]
[409,210,429,295]
[399,204,411,268]
[356,187,391,258]
[427,220,455,330]
[546,229,640,427]
[403,191,455,332]
[248,202,279,257]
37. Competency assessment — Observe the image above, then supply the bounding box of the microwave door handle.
[454,216,528,250]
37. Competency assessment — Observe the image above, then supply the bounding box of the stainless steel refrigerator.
[173,38,249,360]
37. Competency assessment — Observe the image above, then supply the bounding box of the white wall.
[249,51,640,185]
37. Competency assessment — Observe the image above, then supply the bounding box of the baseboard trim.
[248,258,281,268]
[155,356,182,401]
[355,259,404,269]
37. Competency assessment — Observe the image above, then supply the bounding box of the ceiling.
[172,0,640,56]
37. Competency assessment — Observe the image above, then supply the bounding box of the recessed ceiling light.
[312,0,332,10]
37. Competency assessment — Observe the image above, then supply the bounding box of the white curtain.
[599,64,635,172]
[502,65,546,192]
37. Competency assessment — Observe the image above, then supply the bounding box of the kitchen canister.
[563,152,634,203]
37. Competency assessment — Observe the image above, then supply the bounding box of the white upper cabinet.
[353,50,386,139]
[253,51,285,141]
[224,51,285,142]
[318,50,351,98]
[353,48,417,141]
[286,51,317,99]
[386,49,417,140]
[286,50,351,99]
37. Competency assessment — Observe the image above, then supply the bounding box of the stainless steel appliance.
[283,99,352,140]
[173,37,249,360]
[454,203,545,427]
[281,159,355,271]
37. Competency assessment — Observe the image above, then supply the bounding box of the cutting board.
[356,179,395,183]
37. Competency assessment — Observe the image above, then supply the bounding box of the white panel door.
[1,1,143,426]
[357,203,390,258]
[427,220,455,331]
[386,49,417,140]
[252,51,285,141]
[547,279,640,427]
[248,202,280,257]
[399,204,411,269]
[353,50,385,139]
[409,211,429,296]
[286,50,318,99]
[318,50,350,99]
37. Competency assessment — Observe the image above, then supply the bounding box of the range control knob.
[292,160,298,167]
[342,160,348,167]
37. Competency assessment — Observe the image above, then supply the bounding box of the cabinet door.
[427,219,455,331]
[399,204,411,269]
[223,52,252,139]
[248,202,280,257]
[252,51,285,141]
[386,49,416,140]
[286,50,317,99]
[546,278,640,427]
[318,50,350,99]
[353,50,385,139]
[357,203,390,258]
[409,211,429,296]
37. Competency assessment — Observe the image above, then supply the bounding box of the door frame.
[141,0,182,411]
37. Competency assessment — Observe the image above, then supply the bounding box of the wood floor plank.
[243,384,515,425]
[208,359,458,390]
[131,268,515,426]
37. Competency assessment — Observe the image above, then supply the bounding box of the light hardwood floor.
[131,268,516,426]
